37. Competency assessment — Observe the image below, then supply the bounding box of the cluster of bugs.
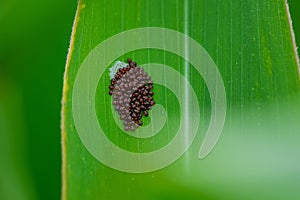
[108,58,155,131]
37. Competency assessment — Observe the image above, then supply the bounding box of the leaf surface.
[62,0,300,199]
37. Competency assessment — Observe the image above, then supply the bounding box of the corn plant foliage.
[0,78,36,200]
[62,0,300,199]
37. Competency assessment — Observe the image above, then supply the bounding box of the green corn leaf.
[62,0,300,199]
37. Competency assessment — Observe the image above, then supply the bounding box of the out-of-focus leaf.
[0,76,36,200]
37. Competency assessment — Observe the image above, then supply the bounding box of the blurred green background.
[0,0,299,200]
[0,1,76,199]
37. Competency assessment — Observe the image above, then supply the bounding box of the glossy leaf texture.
[62,0,300,199]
